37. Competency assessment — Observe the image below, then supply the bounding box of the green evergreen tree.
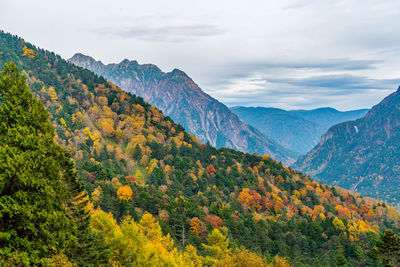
[170,140,178,157]
[61,154,110,265]
[133,144,142,161]
[369,230,400,267]
[334,246,347,267]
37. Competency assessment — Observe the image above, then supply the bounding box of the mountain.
[1,30,400,266]
[68,53,297,164]
[294,87,400,207]
[290,107,369,129]
[231,107,323,154]
[231,106,368,155]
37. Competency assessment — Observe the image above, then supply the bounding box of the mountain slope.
[68,53,297,164]
[294,87,400,207]
[231,106,368,154]
[1,30,400,266]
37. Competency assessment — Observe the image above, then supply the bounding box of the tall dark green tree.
[334,246,347,267]
[369,230,400,267]
[0,62,107,265]
[61,154,110,265]
[133,144,142,161]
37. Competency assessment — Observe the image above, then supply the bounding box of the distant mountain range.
[231,106,368,154]
[69,53,297,164]
[293,86,400,207]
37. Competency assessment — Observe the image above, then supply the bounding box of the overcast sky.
[2,0,400,110]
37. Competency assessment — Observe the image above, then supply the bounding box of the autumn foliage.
[204,215,223,228]
[206,164,216,175]
[117,185,133,201]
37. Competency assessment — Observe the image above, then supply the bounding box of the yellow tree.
[22,46,35,58]
[333,217,347,233]
[271,255,292,267]
[48,86,58,102]
[98,117,115,137]
[231,248,269,266]
[117,185,133,201]
[92,186,102,203]
[134,169,146,184]
[90,210,197,266]
[202,229,232,265]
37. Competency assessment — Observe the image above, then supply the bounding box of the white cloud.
[95,24,226,42]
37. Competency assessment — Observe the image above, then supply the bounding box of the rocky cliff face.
[293,87,400,207]
[69,53,296,164]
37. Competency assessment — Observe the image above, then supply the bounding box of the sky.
[1,0,400,110]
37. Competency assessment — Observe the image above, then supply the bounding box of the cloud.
[95,24,226,42]
[196,55,399,110]
[246,58,381,71]
[200,58,383,87]
[282,0,319,10]
[204,72,399,110]
[267,74,399,91]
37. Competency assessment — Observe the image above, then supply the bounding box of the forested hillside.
[0,30,399,266]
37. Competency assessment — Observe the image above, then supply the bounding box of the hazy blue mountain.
[231,106,368,154]
[289,107,369,129]
[69,53,297,164]
[231,107,322,154]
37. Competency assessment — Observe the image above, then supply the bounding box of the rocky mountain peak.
[70,53,100,65]
[120,58,139,66]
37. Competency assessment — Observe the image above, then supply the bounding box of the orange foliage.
[237,188,263,211]
[204,215,223,228]
[125,176,137,184]
[190,217,207,237]
[335,205,352,219]
[206,164,216,175]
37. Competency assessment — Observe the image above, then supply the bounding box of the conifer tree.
[334,246,347,267]
[133,144,142,161]
[61,154,110,265]
[369,230,400,267]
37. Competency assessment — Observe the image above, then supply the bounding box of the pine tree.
[61,154,110,265]
[334,246,347,267]
[133,144,142,161]
[369,230,400,267]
